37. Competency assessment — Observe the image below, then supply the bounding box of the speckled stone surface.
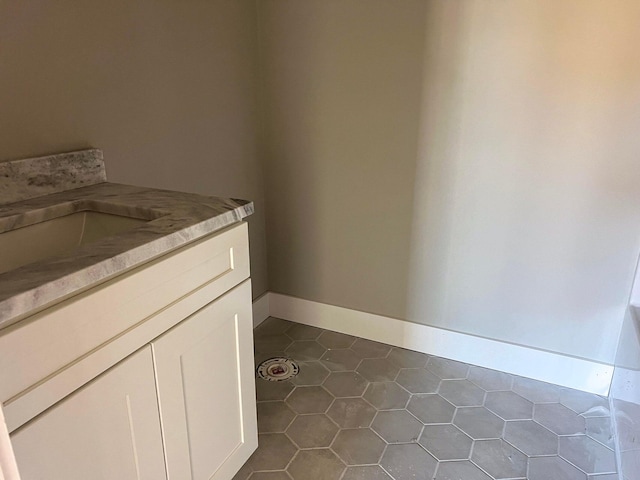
[0,149,106,205]
[0,152,253,328]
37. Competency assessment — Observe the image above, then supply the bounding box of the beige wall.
[0,0,268,297]
[260,0,640,363]
[3,0,640,364]
[259,0,427,319]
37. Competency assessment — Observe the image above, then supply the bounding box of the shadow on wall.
[403,2,640,471]
[406,0,640,366]
[260,0,640,369]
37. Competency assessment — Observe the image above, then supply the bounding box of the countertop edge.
[0,183,254,329]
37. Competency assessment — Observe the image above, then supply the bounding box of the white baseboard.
[264,292,613,396]
[252,293,270,328]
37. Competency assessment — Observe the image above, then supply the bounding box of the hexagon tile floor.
[233,317,619,480]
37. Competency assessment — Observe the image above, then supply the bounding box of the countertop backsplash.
[0,150,106,205]
[0,149,253,328]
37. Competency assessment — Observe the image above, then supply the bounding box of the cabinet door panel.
[10,346,166,480]
[152,280,257,480]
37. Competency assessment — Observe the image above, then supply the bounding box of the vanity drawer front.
[0,222,250,409]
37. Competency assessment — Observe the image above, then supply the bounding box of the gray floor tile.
[471,439,528,479]
[317,330,356,349]
[418,424,473,460]
[249,472,292,480]
[357,358,400,383]
[257,401,296,433]
[408,394,456,424]
[232,461,253,480]
[286,386,334,414]
[468,365,514,391]
[512,376,562,403]
[380,443,438,480]
[256,379,294,402]
[255,334,293,353]
[286,414,339,448]
[247,433,298,471]
[387,347,429,368]
[342,465,392,479]
[454,406,505,439]
[364,382,410,410]
[438,379,485,406]
[559,436,617,474]
[350,338,392,358]
[560,388,610,417]
[434,460,491,480]
[286,323,323,341]
[585,416,615,448]
[528,456,587,480]
[327,397,376,428]
[285,323,322,340]
[371,410,423,443]
[287,449,345,480]
[256,318,294,336]
[583,405,612,418]
[396,368,441,393]
[331,428,386,465]
[504,420,558,455]
[247,324,619,480]
[285,340,326,361]
[534,403,586,435]
[323,371,368,397]
[427,357,470,379]
[485,390,534,420]
[320,349,362,371]
[587,475,619,480]
[291,361,330,386]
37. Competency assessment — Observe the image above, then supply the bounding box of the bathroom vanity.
[0,150,258,479]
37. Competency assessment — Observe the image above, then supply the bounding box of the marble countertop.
[0,181,253,329]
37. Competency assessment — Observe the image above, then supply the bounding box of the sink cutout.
[0,211,148,274]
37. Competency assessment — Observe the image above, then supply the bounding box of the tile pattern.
[236,318,619,480]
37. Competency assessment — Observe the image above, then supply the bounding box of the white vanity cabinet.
[153,281,256,480]
[11,346,167,480]
[0,222,257,480]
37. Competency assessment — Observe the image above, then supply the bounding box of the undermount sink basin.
[0,211,148,274]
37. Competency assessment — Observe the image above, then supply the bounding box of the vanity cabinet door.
[152,280,257,480]
[10,346,167,480]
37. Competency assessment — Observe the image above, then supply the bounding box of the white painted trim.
[267,292,613,395]
[252,293,270,328]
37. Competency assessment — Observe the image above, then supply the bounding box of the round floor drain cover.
[257,357,299,382]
